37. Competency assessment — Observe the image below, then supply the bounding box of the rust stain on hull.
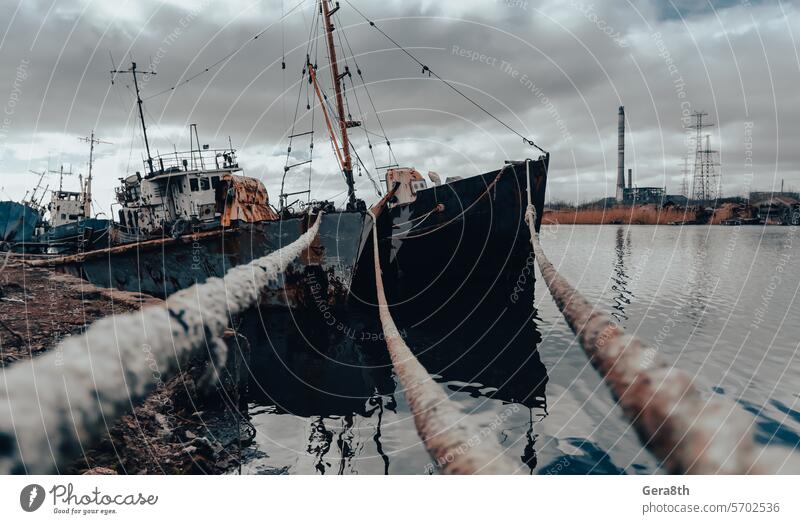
[43,212,368,313]
[216,174,279,227]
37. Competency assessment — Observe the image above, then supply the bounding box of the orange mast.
[308,62,346,171]
[320,0,357,208]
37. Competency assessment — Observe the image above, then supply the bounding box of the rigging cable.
[281,0,287,136]
[143,0,309,101]
[334,9,398,167]
[281,5,321,206]
[343,0,547,155]
[332,10,384,195]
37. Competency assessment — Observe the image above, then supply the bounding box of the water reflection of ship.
[239,282,549,473]
[399,294,549,474]
[239,307,396,474]
[401,308,548,413]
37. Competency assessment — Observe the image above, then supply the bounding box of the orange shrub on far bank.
[543,205,692,225]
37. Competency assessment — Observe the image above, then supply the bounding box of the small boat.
[44,176,111,254]
[42,134,113,254]
[0,200,44,252]
[0,171,47,252]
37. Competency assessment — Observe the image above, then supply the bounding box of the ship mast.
[78,131,111,217]
[49,165,73,192]
[27,170,47,207]
[320,0,357,208]
[111,61,157,175]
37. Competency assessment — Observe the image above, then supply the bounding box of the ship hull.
[0,201,41,251]
[47,212,369,310]
[352,156,548,321]
[44,218,111,254]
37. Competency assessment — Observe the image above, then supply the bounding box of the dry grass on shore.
[543,205,692,225]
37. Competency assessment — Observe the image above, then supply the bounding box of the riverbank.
[0,256,156,365]
[543,205,690,225]
[0,255,250,474]
[542,203,747,225]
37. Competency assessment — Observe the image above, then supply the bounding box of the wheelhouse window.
[211,176,220,189]
[190,178,199,192]
[199,177,211,191]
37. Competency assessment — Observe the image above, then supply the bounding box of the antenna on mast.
[27,169,47,206]
[78,131,112,217]
[110,61,157,175]
[49,165,74,192]
[78,131,112,183]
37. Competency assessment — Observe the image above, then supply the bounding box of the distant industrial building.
[749,191,800,225]
[623,186,665,205]
[616,106,625,202]
[613,108,673,206]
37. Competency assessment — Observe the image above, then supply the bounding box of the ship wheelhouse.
[116,148,243,236]
[48,190,86,228]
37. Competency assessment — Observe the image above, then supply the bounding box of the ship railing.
[145,149,239,178]
[0,212,323,474]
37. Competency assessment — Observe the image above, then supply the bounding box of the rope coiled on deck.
[369,211,519,474]
[0,213,323,474]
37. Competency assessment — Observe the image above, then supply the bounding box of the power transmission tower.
[696,134,721,203]
[687,111,719,204]
[678,156,690,198]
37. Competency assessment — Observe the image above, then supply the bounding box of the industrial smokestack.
[617,106,625,202]
[628,168,632,189]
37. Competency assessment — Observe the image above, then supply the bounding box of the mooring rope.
[368,210,518,474]
[522,175,798,473]
[0,213,323,474]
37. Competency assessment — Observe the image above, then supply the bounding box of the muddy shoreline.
[0,255,251,474]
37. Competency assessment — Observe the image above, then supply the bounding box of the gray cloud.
[1,0,799,212]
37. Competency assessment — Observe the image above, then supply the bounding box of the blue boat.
[44,217,110,254]
[0,200,43,252]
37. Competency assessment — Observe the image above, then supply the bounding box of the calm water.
[237,225,800,474]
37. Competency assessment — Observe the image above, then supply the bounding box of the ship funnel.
[617,106,625,201]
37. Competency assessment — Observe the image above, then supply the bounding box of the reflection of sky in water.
[237,225,799,474]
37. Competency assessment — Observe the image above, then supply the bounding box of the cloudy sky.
[1,0,798,212]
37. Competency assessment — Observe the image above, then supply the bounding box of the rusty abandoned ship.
[20,0,548,318]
